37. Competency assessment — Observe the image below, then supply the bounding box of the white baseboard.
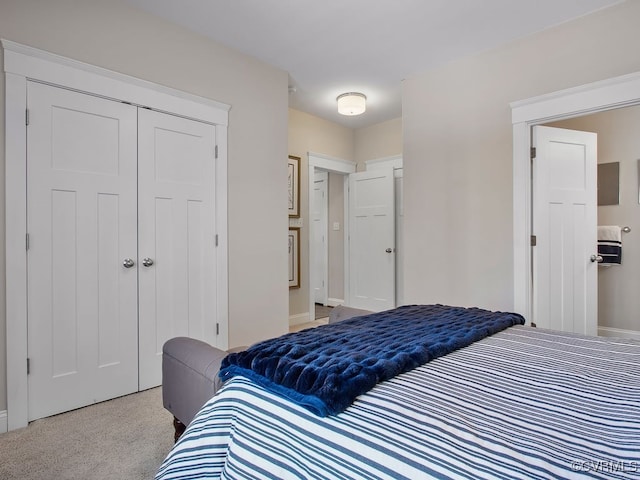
[0,410,7,434]
[327,298,344,307]
[598,326,640,341]
[289,312,311,327]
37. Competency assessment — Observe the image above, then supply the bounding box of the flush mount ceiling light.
[337,92,367,116]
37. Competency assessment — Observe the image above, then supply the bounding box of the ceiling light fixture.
[337,92,367,116]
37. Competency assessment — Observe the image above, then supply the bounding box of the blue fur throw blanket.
[219,304,524,416]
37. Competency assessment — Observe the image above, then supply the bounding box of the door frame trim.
[307,153,356,322]
[511,70,640,323]
[3,40,230,430]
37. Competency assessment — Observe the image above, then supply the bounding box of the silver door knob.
[385,248,393,253]
[142,257,154,267]
[590,254,603,263]
[123,258,135,268]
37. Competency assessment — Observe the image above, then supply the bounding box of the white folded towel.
[597,225,622,242]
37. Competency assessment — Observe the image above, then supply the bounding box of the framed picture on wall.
[288,155,300,217]
[288,227,300,289]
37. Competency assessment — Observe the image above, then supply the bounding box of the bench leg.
[173,417,187,443]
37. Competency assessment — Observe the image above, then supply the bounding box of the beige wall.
[288,109,354,318]
[355,117,403,168]
[0,0,289,412]
[549,106,640,333]
[403,1,640,314]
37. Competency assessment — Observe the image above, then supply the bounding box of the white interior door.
[533,125,597,335]
[26,82,139,420]
[137,109,218,390]
[312,172,328,305]
[348,168,395,311]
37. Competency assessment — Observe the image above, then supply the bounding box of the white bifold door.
[26,81,218,420]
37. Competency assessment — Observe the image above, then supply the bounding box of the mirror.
[598,162,619,206]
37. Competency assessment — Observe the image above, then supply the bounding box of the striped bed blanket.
[157,327,640,479]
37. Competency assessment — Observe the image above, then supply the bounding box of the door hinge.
[215,234,219,247]
[26,233,30,251]
[530,235,537,246]
[215,145,218,159]
[25,108,30,126]
[27,358,30,375]
[530,147,536,159]
[216,323,220,335]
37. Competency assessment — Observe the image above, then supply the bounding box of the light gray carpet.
[315,304,333,320]
[0,387,174,480]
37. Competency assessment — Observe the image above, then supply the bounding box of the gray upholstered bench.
[326,305,372,324]
[162,338,246,441]
[162,305,372,441]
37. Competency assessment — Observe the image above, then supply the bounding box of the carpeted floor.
[0,387,174,480]
[315,304,333,320]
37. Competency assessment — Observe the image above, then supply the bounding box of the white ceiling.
[125,0,622,129]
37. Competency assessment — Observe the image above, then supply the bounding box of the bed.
[156,305,640,479]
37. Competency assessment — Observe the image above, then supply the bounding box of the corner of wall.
[289,312,311,326]
[0,410,7,434]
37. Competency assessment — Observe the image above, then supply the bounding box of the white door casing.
[26,82,139,420]
[312,172,328,305]
[394,170,404,307]
[4,40,229,430]
[348,168,395,311]
[138,109,218,390]
[532,126,597,335]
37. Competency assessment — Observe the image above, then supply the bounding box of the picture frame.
[288,155,300,217]
[288,227,300,289]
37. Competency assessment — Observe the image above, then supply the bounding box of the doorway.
[544,107,640,337]
[307,153,355,320]
[512,69,640,340]
[307,153,403,319]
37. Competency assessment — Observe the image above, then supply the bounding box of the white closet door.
[27,82,139,420]
[348,168,395,311]
[137,109,218,390]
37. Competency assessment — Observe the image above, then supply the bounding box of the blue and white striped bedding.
[156,326,640,479]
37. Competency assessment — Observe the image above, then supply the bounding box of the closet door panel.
[26,82,138,420]
[138,109,217,390]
